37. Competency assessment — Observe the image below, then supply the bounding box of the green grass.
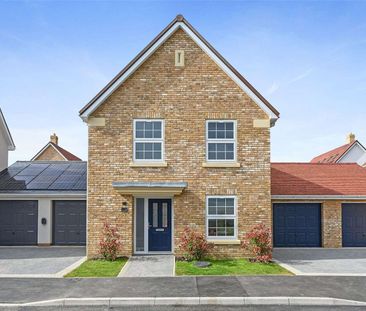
[65,258,128,277]
[175,259,292,276]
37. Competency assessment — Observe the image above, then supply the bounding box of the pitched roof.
[50,142,82,161]
[0,161,86,193]
[271,163,366,196]
[0,108,15,151]
[79,14,280,123]
[310,142,355,163]
[31,142,82,161]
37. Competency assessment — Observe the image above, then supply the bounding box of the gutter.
[272,195,366,200]
[0,191,86,199]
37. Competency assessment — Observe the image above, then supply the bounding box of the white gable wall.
[358,153,366,166]
[0,130,9,171]
[338,143,366,165]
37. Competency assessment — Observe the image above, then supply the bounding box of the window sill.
[208,239,241,245]
[129,162,168,167]
[202,162,240,168]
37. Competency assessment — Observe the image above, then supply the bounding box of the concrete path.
[0,246,86,277]
[273,248,366,275]
[119,255,175,277]
[0,276,366,304]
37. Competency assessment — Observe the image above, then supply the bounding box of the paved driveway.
[274,248,366,275]
[0,246,86,277]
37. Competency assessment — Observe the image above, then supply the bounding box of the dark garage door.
[0,200,38,245]
[273,203,321,247]
[342,203,366,247]
[53,200,86,245]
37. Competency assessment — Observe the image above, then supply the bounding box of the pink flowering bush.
[99,222,122,261]
[241,223,272,263]
[178,226,214,261]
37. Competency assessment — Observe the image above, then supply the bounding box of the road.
[0,276,366,304]
[2,306,366,311]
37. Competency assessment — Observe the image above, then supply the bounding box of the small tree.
[241,223,272,263]
[99,222,122,261]
[178,226,213,261]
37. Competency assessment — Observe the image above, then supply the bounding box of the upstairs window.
[206,120,236,161]
[133,120,164,161]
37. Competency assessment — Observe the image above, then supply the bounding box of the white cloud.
[287,68,314,85]
[268,81,280,94]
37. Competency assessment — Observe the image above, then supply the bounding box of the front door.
[148,199,172,252]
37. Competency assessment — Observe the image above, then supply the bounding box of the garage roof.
[0,161,86,193]
[272,163,366,197]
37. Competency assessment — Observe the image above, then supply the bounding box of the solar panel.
[0,161,87,192]
[17,163,49,176]
[73,173,87,190]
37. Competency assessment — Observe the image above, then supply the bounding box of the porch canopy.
[112,181,187,195]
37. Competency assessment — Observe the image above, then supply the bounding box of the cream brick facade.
[34,145,65,161]
[322,201,342,248]
[86,29,272,258]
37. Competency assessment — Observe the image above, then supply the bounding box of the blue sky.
[1,1,365,164]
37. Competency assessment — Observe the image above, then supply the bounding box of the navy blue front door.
[148,199,172,252]
[342,203,366,247]
[273,203,321,247]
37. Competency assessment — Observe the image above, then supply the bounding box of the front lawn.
[175,259,291,276]
[65,258,128,277]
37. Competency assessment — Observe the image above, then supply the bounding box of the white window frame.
[133,119,165,162]
[206,120,237,162]
[206,195,237,240]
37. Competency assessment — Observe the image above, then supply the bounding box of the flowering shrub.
[99,222,122,261]
[241,223,272,263]
[178,226,213,261]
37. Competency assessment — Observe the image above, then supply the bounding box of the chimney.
[50,133,58,145]
[346,133,355,144]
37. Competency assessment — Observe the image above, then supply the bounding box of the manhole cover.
[195,261,211,268]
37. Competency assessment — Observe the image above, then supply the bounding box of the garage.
[342,203,366,247]
[0,161,87,246]
[273,203,321,247]
[53,200,86,245]
[0,200,38,245]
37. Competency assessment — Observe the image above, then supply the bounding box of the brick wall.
[34,145,65,161]
[87,29,271,258]
[322,201,342,248]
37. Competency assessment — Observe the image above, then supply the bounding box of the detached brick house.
[80,15,279,257]
[79,15,366,257]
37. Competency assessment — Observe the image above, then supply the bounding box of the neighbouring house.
[0,108,15,171]
[271,163,366,247]
[79,15,280,258]
[31,133,82,161]
[311,133,366,166]
[0,161,86,246]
